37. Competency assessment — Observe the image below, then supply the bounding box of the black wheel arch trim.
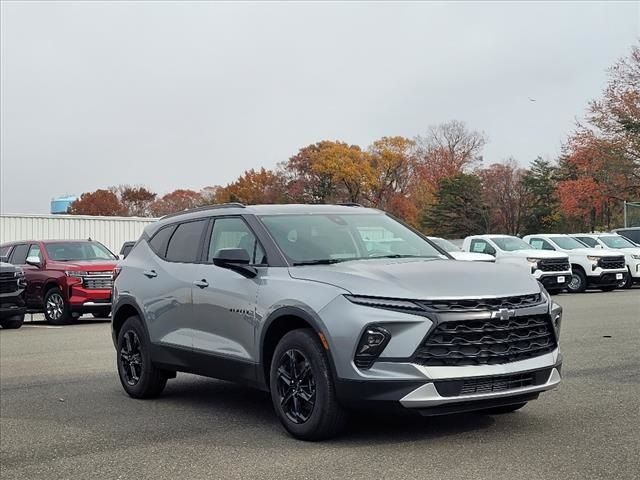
[111,296,150,348]
[258,305,339,390]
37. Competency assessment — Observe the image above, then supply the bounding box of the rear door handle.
[193,279,209,289]
[143,270,158,278]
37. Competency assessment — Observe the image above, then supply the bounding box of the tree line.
[70,43,640,237]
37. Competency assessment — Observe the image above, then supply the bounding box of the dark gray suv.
[111,203,563,440]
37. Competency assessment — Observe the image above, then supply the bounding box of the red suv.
[0,240,118,324]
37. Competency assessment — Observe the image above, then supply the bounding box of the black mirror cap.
[212,248,251,266]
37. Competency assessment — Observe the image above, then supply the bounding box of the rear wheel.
[567,269,587,293]
[269,329,347,440]
[0,314,24,329]
[43,287,72,325]
[477,402,527,415]
[117,316,167,398]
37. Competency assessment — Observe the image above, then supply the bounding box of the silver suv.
[111,204,563,440]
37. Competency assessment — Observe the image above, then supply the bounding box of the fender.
[257,305,340,388]
[111,294,150,347]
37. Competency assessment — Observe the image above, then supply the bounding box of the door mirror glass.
[26,255,42,267]
[212,248,251,266]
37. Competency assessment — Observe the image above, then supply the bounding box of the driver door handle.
[143,270,158,278]
[193,279,209,289]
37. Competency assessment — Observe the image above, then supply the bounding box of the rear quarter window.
[149,225,176,259]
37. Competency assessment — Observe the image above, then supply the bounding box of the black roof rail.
[335,202,363,207]
[160,202,246,220]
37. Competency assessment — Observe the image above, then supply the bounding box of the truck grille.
[0,280,19,294]
[434,369,552,397]
[82,272,114,290]
[598,256,625,270]
[0,271,16,280]
[413,314,557,367]
[537,258,570,272]
[418,293,543,312]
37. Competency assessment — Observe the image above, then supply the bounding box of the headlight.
[65,271,87,277]
[631,254,640,260]
[344,295,423,313]
[14,270,25,278]
[586,256,601,262]
[526,258,541,263]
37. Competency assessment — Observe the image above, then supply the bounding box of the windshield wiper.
[366,254,424,259]
[292,259,346,266]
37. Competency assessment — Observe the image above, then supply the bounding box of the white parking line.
[22,325,63,329]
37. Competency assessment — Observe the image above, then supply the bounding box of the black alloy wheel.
[276,349,317,424]
[120,330,143,386]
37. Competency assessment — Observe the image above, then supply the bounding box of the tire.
[567,269,587,293]
[116,316,167,399]
[477,402,527,415]
[0,314,25,329]
[269,329,348,441]
[92,308,111,319]
[619,271,633,290]
[43,287,72,325]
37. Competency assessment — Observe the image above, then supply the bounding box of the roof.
[1,239,101,246]
[465,234,516,239]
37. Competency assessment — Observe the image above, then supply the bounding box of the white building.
[0,213,157,253]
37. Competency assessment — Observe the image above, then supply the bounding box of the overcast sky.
[1,1,638,214]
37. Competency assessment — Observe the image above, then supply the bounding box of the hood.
[449,251,495,262]
[48,260,117,271]
[505,249,568,259]
[289,258,540,299]
[0,261,20,272]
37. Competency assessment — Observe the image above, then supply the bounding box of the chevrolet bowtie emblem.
[492,308,516,320]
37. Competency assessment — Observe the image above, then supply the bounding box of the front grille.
[82,273,113,290]
[417,293,543,313]
[598,256,625,270]
[0,271,15,280]
[0,280,19,294]
[434,369,552,397]
[537,258,570,272]
[413,314,557,367]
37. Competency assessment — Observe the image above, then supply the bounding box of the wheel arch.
[259,306,336,391]
[111,299,148,347]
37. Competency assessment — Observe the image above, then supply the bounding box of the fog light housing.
[354,325,391,369]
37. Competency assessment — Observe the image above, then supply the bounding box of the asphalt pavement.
[1,289,639,480]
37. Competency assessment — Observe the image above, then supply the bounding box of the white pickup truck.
[523,234,627,293]
[462,235,571,292]
[570,233,639,289]
[427,237,495,262]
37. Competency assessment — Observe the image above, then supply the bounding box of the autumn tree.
[479,159,530,235]
[150,189,204,217]
[422,173,489,238]
[416,120,487,191]
[118,186,157,217]
[283,141,373,203]
[216,168,287,204]
[69,189,127,216]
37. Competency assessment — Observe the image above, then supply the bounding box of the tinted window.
[208,217,265,264]
[10,244,29,264]
[149,226,176,258]
[529,238,555,250]
[166,220,207,263]
[0,245,12,258]
[45,242,115,261]
[576,236,598,248]
[616,229,640,244]
[28,244,42,261]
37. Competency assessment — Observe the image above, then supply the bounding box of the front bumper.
[539,273,571,289]
[0,305,27,320]
[587,271,627,286]
[68,286,112,313]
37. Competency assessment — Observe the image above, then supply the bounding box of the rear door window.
[165,220,208,263]
[530,238,555,250]
[470,239,493,255]
[9,244,29,264]
[576,236,598,248]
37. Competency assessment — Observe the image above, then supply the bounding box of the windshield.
[45,242,116,261]
[549,236,586,250]
[430,237,462,252]
[599,235,637,249]
[491,237,532,252]
[259,213,444,264]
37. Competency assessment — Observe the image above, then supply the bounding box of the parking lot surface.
[1,289,639,480]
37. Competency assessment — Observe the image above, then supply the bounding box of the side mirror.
[595,244,603,249]
[26,256,42,268]
[0,256,8,263]
[212,248,256,277]
[486,247,496,256]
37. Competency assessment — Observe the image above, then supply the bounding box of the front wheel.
[618,271,633,289]
[43,287,72,325]
[0,314,25,329]
[269,329,348,441]
[117,316,167,398]
[477,402,527,415]
[567,270,587,293]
